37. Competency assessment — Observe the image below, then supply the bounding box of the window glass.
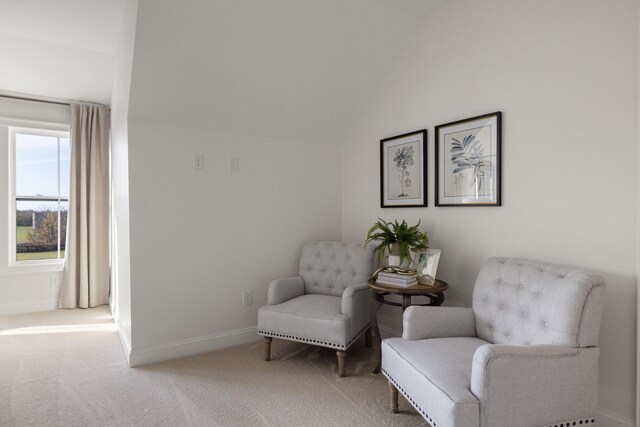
[15,201,68,261]
[13,130,69,263]
[60,137,71,197]
[15,133,59,197]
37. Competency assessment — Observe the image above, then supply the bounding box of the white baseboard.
[112,312,132,367]
[0,298,58,315]
[128,326,260,367]
[597,407,635,427]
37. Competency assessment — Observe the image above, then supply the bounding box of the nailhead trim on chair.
[383,368,597,427]
[258,327,367,351]
[258,330,346,350]
[382,367,439,427]
[541,420,596,427]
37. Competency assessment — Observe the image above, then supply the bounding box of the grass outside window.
[16,225,65,262]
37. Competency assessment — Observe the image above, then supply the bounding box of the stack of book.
[375,271,418,288]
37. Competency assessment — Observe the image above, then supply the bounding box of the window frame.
[8,126,71,267]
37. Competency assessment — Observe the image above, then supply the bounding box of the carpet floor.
[0,307,426,426]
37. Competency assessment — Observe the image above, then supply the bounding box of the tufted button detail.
[507,334,511,340]
[518,284,524,289]
[543,322,549,327]
[500,304,506,310]
[521,312,527,318]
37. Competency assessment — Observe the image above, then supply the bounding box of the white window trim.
[8,125,70,270]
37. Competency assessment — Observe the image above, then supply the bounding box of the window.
[10,128,70,263]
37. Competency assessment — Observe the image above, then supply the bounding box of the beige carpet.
[0,307,426,426]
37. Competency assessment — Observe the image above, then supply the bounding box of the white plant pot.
[388,254,401,267]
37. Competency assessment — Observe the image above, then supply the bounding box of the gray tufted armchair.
[258,241,374,377]
[382,257,606,427]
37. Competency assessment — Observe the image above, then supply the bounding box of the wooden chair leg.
[263,337,272,361]
[365,327,372,347]
[389,381,399,414]
[336,350,346,377]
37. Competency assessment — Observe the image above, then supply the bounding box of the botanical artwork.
[388,142,419,199]
[381,129,427,207]
[390,144,416,198]
[444,126,493,198]
[435,112,501,206]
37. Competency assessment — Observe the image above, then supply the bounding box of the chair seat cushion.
[258,294,351,349]
[382,337,487,427]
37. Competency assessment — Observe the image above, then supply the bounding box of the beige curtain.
[60,104,110,309]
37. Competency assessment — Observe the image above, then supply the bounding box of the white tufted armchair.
[382,257,606,427]
[258,241,374,377]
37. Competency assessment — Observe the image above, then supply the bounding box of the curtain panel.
[60,104,110,309]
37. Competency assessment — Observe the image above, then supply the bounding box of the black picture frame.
[435,112,502,207]
[380,129,427,208]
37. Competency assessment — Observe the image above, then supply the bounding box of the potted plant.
[365,218,428,267]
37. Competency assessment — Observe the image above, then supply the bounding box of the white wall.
[110,0,138,361]
[341,0,637,424]
[0,97,69,315]
[127,0,446,146]
[125,120,342,365]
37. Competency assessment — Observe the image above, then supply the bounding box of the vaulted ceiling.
[0,0,127,104]
[0,0,447,144]
[128,0,447,145]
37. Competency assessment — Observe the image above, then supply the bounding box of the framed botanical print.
[380,130,427,208]
[435,112,502,206]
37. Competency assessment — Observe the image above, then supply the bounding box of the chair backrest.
[472,257,606,348]
[299,241,374,296]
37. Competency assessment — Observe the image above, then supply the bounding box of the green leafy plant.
[364,218,428,265]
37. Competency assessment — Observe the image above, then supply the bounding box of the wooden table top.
[368,278,448,295]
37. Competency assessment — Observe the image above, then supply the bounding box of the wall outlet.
[50,276,59,288]
[194,153,204,170]
[242,290,252,306]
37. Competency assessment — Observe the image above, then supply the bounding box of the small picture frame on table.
[435,112,502,206]
[380,130,427,208]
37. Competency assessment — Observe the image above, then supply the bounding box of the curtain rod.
[0,93,109,108]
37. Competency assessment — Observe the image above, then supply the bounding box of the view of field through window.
[14,131,70,262]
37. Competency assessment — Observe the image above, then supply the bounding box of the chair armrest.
[471,344,599,426]
[341,283,373,338]
[267,276,304,305]
[402,306,476,340]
